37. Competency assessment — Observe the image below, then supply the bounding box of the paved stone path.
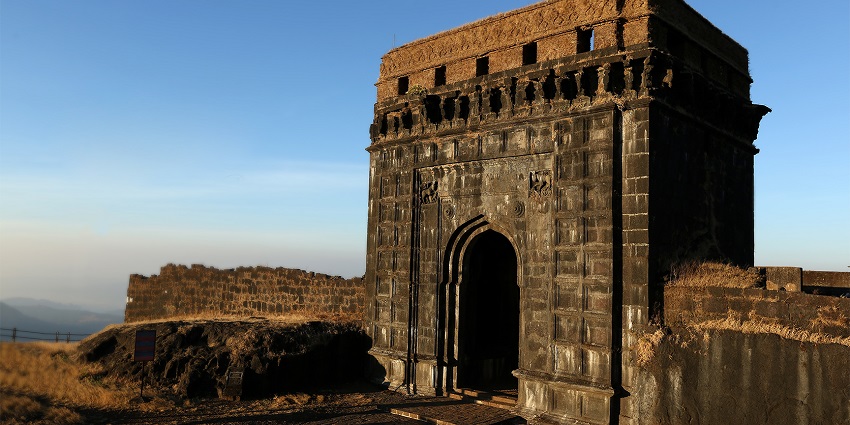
[385,396,526,425]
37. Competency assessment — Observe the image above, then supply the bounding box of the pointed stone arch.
[437,216,522,394]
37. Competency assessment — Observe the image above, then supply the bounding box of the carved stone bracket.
[420,181,439,204]
[597,63,611,96]
[529,170,552,200]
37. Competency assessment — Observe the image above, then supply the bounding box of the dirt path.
[77,382,525,425]
[80,385,423,425]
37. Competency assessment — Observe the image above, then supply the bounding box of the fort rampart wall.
[628,286,850,424]
[124,264,365,323]
[665,285,850,340]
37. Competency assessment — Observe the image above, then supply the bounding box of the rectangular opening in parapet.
[523,42,538,65]
[435,66,447,87]
[667,29,684,58]
[577,28,594,53]
[398,76,409,96]
[476,56,489,77]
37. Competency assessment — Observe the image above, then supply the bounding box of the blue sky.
[1,0,848,310]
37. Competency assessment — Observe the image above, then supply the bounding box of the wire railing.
[0,327,90,343]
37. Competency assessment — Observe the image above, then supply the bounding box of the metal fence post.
[12,327,16,342]
[55,332,59,343]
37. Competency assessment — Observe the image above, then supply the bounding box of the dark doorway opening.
[457,230,519,391]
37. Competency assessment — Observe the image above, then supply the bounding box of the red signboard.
[134,330,156,362]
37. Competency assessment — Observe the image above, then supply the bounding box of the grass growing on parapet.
[0,342,136,424]
[667,262,850,346]
[667,261,763,289]
[812,305,850,332]
[686,311,850,347]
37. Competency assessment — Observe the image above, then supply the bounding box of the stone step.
[450,388,518,410]
[448,393,516,410]
[383,396,526,425]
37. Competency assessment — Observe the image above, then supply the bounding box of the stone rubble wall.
[125,264,365,323]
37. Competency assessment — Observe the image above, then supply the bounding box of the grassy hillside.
[0,342,137,424]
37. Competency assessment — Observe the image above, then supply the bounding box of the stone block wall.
[756,267,850,295]
[665,286,850,339]
[125,264,365,323]
[762,266,803,291]
[802,270,850,291]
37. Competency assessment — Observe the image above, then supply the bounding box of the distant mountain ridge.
[0,299,123,342]
[2,297,124,315]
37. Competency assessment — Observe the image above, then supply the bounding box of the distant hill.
[2,297,123,315]
[0,301,123,342]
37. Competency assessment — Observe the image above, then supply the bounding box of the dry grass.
[123,312,362,327]
[687,310,850,347]
[812,305,850,331]
[225,327,261,357]
[268,393,328,408]
[115,312,363,357]
[0,342,135,424]
[0,394,81,425]
[667,263,850,346]
[633,328,666,366]
[668,261,762,289]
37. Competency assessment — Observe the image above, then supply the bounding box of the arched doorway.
[456,230,519,391]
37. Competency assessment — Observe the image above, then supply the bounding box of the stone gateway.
[363,0,769,423]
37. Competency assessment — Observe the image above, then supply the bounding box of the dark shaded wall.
[125,264,365,323]
[648,105,757,290]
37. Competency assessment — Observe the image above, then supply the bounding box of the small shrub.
[633,328,665,366]
[407,84,427,97]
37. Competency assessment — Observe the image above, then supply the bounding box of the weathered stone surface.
[628,286,850,425]
[665,286,850,339]
[762,266,803,292]
[631,329,850,425]
[365,1,768,423]
[803,270,850,290]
